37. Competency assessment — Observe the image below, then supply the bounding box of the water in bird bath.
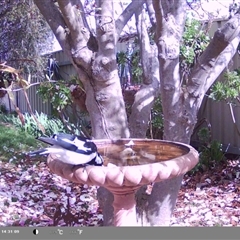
[95,139,189,167]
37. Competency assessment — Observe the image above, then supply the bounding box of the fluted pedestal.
[47,139,199,226]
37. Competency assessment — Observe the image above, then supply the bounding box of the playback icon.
[33,229,39,235]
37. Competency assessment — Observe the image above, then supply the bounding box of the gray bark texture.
[129,6,160,137]
[34,0,240,226]
[34,0,146,139]
[149,0,240,226]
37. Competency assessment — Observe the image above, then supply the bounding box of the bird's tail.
[27,148,49,157]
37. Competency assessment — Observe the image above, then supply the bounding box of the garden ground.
[0,155,239,226]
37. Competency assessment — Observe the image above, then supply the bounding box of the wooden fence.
[16,76,52,115]
[191,53,240,155]
[194,20,240,154]
[1,76,52,115]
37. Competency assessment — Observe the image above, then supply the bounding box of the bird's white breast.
[48,146,97,165]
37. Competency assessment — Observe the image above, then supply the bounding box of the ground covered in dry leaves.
[0,157,239,226]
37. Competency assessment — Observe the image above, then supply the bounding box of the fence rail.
[1,76,52,116]
[17,78,52,116]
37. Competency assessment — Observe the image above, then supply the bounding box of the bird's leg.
[81,163,94,172]
[82,164,87,173]
[71,164,86,172]
[72,164,88,172]
[71,165,76,171]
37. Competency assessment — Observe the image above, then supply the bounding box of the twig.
[0,80,57,92]
[228,102,240,136]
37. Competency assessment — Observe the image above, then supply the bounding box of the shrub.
[0,112,66,138]
[0,123,41,162]
[191,127,225,174]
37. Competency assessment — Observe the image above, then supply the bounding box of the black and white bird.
[27,133,104,167]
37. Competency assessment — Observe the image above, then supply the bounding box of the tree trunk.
[97,6,161,226]
[129,6,160,137]
[143,1,240,226]
[135,0,191,226]
[97,0,190,226]
[34,0,131,139]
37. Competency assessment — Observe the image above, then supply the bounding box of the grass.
[0,112,67,138]
[0,123,44,162]
[0,111,67,164]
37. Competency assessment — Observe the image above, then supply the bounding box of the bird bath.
[47,139,199,226]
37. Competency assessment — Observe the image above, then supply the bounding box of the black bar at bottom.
[0,227,239,240]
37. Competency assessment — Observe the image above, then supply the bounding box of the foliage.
[191,127,225,173]
[118,18,210,88]
[209,69,240,103]
[151,97,164,129]
[0,112,66,138]
[209,69,240,137]
[147,97,164,139]
[37,80,72,114]
[0,0,51,76]
[0,123,42,162]
[180,18,210,77]
[117,46,143,87]
[0,62,47,134]
[130,49,143,85]
[0,104,8,114]
[37,76,91,137]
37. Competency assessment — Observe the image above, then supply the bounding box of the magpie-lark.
[28,133,104,167]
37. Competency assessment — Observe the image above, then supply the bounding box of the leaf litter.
[0,157,239,226]
[171,159,240,226]
[0,158,103,227]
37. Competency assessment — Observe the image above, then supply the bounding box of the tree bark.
[86,0,129,139]
[34,0,139,139]
[129,6,160,138]
[186,14,240,116]
[148,1,240,226]
[97,6,161,226]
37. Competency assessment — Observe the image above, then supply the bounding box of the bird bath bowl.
[47,139,199,226]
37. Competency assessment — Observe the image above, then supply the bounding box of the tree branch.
[136,6,152,84]
[153,0,187,141]
[0,80,58,92]
[34,0,93,75]
[33,0,68,52]
[94,0,115,56]
[57,0,88,46]
[204,36,240,93]
[129,7,160,138]
[146,0,156,30]
[75,0,91,31]
[187,14,240,98]
[115,0,145,41]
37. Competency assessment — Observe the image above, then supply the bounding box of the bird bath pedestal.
[47,139,199,226]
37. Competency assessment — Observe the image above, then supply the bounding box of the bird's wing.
[55,133,89,143]
[37,135,81,152]
[47,147,98,165]
[56,134,98,154]
[37,136,58,146]
[55,133,90,144]
[37,134,99,156]
[27,148,51,156]
[37,133,78,146]
[28,146,98,165]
